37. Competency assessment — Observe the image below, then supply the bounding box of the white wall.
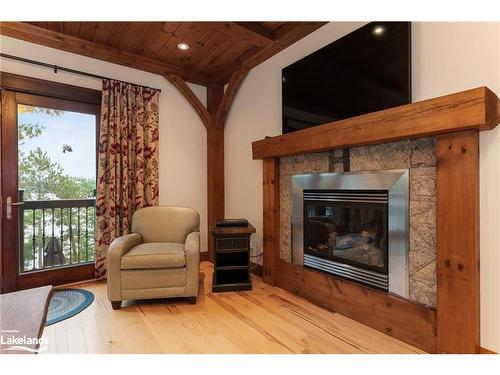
[0,35,209,252]
[225,22,500,351]
[225,22,367,258]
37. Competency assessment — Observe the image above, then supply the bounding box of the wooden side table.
[210,223,256,293]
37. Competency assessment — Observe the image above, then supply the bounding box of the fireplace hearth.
[292,170,409,297]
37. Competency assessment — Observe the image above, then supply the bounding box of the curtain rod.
[0,53,162,92]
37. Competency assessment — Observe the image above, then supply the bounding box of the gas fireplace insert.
[291,170,409,298]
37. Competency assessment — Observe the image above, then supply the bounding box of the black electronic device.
[215,218,249,227]
[282,22,411,134]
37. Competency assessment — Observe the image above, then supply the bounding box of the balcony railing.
[19,192,96,273]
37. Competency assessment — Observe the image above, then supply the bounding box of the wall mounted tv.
[282,22,411,134]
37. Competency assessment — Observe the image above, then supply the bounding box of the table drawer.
[216,237,249,250]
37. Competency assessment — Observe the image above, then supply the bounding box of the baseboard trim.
[480,347,497,354]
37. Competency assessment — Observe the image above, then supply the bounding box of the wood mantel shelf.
[252,86,500,159]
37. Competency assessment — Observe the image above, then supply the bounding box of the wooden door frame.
[0,72,101,292]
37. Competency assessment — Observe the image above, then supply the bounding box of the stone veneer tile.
[279,138,437,308]
[410,200,436,226]
[280,174,292,261]
[409,246,436,274]
[349,140,411,171]
[410,167,436,202]
[410,223,436,253]
[279,152,331,262]
[411,137,436,167]
[280,152,330,175]
[409,261,437,308]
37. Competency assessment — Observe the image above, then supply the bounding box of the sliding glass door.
[1,74,101,291]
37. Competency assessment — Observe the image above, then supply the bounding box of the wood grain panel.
[436,130,480,353]
[176,27,224,69]
[146,23,179,60]
[46,22,64,34]
[262,158,280,285]
[1,90,19,293]
[78,22,97,42]
[276,260,437,353]
[217,22,274,48]
[118,22,149,54]
[252,87,500,159]
[156,22,196,61]
[92,22,114,45]
[192,36,239,73]
[104,22,129,48]
[206,84,225,261]
[133,22,165,55]
[0,22,209,85]
[201,39,251,76]
[61,22,80,37]
[166,23,212,67]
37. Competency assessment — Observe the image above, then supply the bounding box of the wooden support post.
[206,84,225,261]
[436,130,480,353]
[164,71,248,262]
[262,158,280,285]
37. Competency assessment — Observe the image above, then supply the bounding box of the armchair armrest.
[184,231,200,297]
[107,233,142,301]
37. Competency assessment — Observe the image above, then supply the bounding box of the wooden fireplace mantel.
[253,87,500,354]
[252,86,500,159]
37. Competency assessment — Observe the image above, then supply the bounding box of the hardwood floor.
[41,262,424,354]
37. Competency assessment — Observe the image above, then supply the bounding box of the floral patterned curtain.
[95,80,160,278]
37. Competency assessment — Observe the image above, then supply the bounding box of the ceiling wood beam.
[212,22,327,83]
[0,22,210,86]
[164,73,210,127]
[218,22,274,48]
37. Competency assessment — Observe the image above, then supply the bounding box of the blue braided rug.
[45,288,94,326]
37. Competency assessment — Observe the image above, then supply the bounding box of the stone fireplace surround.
[280,137,437,308]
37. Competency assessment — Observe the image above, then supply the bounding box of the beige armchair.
[106,206,200,309]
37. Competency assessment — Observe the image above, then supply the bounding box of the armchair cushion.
[132,206,199,243]
[121,242,186,270]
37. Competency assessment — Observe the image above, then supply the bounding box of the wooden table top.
[210,223,256,235]
[0,285,53,354]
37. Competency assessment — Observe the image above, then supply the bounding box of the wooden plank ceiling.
[0,22,326,85]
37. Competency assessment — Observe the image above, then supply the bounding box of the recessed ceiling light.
[373,26,385,35]
[177,43,190,51]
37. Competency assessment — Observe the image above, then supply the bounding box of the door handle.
[6,196,24,220]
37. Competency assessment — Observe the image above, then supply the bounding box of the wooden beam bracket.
[164,73,210,127]
[215,66,249,127]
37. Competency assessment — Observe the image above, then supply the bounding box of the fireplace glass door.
[303,190,388,275]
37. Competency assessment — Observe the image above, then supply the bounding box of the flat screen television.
[282,22,411,134]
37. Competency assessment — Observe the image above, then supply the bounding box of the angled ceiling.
[0,21,327,85]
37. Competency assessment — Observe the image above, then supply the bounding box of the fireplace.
[291,170,409,298]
